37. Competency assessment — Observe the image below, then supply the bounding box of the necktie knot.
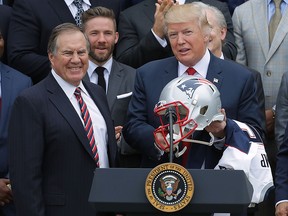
[74,87,82,98]
[73,0,83,9]
[274,0,282,8]
[95,66,105,76]
[186,67,197,76]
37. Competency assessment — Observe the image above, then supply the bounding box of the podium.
[89,168,253,215]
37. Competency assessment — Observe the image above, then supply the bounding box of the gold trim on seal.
[145,162,194,212]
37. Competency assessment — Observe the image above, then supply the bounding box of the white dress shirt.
[52,70,110,168]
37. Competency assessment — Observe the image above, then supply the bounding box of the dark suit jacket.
[106,60,135,128]
[224,57,266,139]
[115,0,236,68]
[84,60,137,155]
[218,0,246,15]
[8,73,117,216]
[7,0,126,84]
[0,63,32,216]
[123,53,264,168]
[0,5,12,64]
[2,0,14,6]
[275,121,288,204]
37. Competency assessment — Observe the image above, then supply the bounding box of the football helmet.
[154,76,224,154]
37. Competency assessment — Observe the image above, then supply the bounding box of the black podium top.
[89,168,253,215]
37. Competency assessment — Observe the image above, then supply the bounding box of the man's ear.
[220,27,227,41]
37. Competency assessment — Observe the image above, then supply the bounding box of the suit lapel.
[162,58,179,84]
[267,5,288,60]
[46,74,95,160]
[206,54,224,90]
[252,0,269,60]
[106,60,122,110]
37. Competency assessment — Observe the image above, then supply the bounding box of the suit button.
[266,71,272,77]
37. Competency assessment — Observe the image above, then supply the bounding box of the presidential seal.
[145,163,194,212]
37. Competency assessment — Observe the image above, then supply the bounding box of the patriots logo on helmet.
[177,78,212,99]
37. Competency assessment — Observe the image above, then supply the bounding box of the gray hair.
[47,23,90,55]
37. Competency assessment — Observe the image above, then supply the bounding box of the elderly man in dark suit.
[123,3,264,170]
[8,23,118,216]
[7,0,127,84]
[115,0,236,69]
[81,7,140,167]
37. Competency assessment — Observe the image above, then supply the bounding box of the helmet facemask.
[154,77,224,157]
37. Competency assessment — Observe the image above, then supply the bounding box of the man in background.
[81,7,140,167]
[0,29,32,216]
[7,0,126,84]
[115,0,236,69]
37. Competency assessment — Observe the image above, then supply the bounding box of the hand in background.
[265,109,275,139]
[0,178,13,206]
[115,126,123,141]
[153,0,175,39]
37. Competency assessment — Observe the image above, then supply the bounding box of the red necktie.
[181,67,196,166]
[186,67,197,75]
[74,87,99,167]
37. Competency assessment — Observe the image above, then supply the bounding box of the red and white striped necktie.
[74,87,99,167]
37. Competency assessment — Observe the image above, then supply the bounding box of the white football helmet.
[154,76,224,154]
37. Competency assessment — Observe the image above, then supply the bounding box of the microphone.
[164,106,177,162]
[164,107,177,124]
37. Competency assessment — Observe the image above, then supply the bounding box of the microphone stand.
[167,107,176,163]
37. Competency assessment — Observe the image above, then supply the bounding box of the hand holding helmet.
[154,76,225,156]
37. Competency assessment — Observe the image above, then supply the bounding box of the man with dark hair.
[81,7,140,167]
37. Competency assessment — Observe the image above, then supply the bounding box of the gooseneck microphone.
[165,106,177,162]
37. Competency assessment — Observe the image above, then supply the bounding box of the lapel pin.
[213,78,219,83]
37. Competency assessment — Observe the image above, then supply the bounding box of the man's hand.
[115,126,123,141]
[276,202,288,216]
[265,109,275,139]
[153,0,175,39]
[154,131,169,152]
[0,178,13,206]
[205,109,226,138]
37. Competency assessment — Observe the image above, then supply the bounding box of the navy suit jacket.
[0,62,32,216]
[115,0,236,68]
[275,121,288,203]
[7,0,126,84]
[8,73,117,216]
[123,53,264,168]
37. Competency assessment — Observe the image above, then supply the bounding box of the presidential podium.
[89,168,253,215]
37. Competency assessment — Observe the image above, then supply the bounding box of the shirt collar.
[51,69,88,99]
[178,49,210,78]
[268,0,288,5]
[65,0,91,7]
[87,57,113,79]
